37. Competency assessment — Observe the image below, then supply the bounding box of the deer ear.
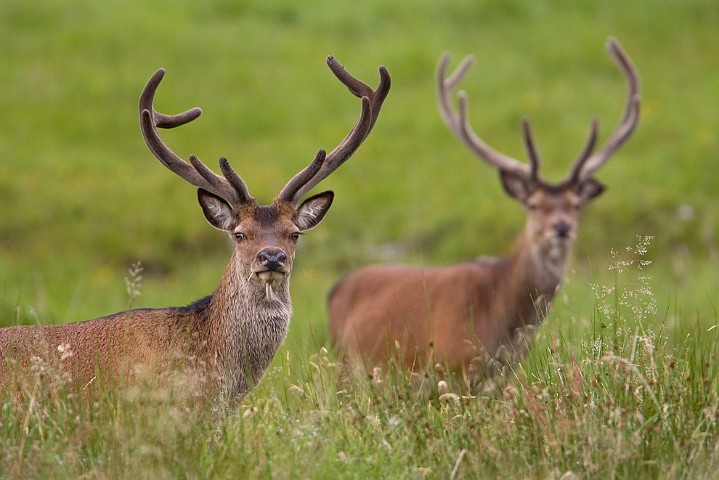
[575,178,605,203]
[500,171,535,202]
[294,191,334,231]
[197,188,236,231]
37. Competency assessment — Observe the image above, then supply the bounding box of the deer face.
[501,171,605,258]
[197,189,334,288]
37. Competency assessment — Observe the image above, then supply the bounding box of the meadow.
[1,0,718,478]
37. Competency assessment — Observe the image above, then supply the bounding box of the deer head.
[139,58,391,299]
[437,38,640,261]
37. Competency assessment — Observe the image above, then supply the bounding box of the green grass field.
[1,0,718,477]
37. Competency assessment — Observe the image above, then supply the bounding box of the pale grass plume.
[124,261,144,308]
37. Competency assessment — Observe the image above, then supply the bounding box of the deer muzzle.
[254,248,289,284]
[257,248,287,271]
[553,220,572,239]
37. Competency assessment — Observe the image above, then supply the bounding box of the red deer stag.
[328,38,638,386]
[0,58,390,399]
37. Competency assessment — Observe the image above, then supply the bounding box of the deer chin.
[540,235,573,263]
[253,271,288,302]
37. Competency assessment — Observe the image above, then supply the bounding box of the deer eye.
[234,232,245,241]
[291,232,302,242]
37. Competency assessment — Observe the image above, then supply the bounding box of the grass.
[1,0,718,477]
[2,246,718,478]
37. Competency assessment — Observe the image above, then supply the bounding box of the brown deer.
[328,38,639,386]
[0,57,391,400]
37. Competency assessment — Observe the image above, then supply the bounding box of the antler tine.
[285,58,392,204]
[437,52,475,131]
[326,57,391,132]
[437,53,531,178]
[521,118,540,181]
[188,155,253,204]
[569,38,640,182]
[218,157,253,204]
[139,69,248,205]
[567,119,600,183]
[277,150,326,202]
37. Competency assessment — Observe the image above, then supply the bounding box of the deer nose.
[257,248,287,272]
[554,220,572,239]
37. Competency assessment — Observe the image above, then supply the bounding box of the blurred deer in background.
[1,58,390,400]
[328,38,638,387]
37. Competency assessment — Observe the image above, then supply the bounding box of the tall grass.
[2,240,717,478]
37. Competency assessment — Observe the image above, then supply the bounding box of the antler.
[566,37,640,182]
[437,53,531,178]
[278,57,392,204]
[438,37,640,184]
[139,69,253,206]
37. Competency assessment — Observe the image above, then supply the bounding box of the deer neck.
[206,249,293,397]
[503,230,571,325]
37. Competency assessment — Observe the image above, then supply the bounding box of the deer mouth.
[255,270,287,285]
[550,233,574,245]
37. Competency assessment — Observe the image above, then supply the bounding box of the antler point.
[521,117,533,136]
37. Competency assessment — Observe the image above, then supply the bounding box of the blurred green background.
[1,0,717,355]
